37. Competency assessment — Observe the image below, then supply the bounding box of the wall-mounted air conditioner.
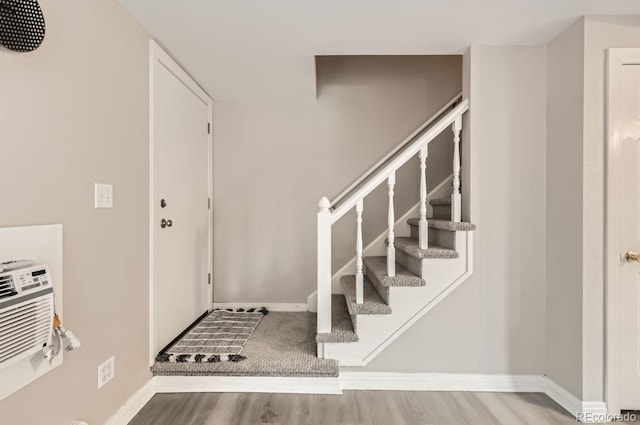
[0,264,54,371]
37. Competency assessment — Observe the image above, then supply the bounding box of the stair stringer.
[321,231,473,366]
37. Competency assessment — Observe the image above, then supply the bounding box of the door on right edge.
[609,48,640,410]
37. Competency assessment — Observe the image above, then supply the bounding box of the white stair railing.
[386,172,396,278]
[316,96,469,337]
[317,196,332,334]
[451,117,462,222]
[419,145,429,249]
[355,199,364,304]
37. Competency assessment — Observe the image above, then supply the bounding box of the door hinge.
[208,273,211,285]
[207,122,211,134]
[208,198,211,210]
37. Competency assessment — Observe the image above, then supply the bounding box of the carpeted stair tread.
[340,275,392,315]
[407,218,476,231]
[363,256,425,287]
[315,294,359,343]
[430,198,451,206]
[390,237,459,259]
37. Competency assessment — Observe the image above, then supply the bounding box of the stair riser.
[395,249,423,277]
[432,204,451,220]
[409,225,456,250]
[364,266,391,304]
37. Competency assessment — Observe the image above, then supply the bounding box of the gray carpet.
[407,217,477,232]
[341,275,392,315]
[152,311,339,377]
[392,236,459,259]
[364,256,425,287]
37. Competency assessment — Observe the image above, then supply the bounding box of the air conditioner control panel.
[0,264,51,299]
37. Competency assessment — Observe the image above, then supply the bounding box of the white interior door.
[607,48,640,412]
[151,41,213,357]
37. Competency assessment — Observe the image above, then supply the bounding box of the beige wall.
[362,46,548,374]
[545,18,585,399]
[213,56,461,303]
[0,1,150,424]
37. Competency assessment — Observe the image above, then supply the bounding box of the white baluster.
[452,117,462,222]
[387,172,396,277]
[419,146,429,249]
[317,197,332,335]
[355,199,364,304]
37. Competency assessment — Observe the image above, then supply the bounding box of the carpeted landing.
[151,311,339,377]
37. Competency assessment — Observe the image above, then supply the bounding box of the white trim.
[340,372,544,392]
[104,378,157,425]
[149,40,214,366]
[341,373,605,422]
[104,374,605,423]
[543,377,584,419]
[212,302,308,312]
[148,40,156,368]
[579,403,609,423]
[154,375,341,394]
[543,378,608,423]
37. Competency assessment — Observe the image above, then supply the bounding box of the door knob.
[625,251,640,262]
[160,219,173,229]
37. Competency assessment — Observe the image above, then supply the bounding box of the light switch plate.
[94,183,113,208]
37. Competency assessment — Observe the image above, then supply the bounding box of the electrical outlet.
[98,356,115,389]
[94,183,113,208]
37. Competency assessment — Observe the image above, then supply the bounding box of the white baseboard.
[340,372,545,392]
[578,402,609,423]
[341,372,607,422]
[543,377,583,419]
[104,378,156,425]
[104,373,605,424]
[155,375,341,394]
[543,378,608,423]
[212,302,308,312]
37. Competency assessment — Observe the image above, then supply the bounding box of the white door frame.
[605,47,640,415]
[148,40,214,365]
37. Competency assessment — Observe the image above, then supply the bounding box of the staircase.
[313,94,475,366]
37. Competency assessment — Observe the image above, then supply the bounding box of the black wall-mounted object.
[0,0,45,52]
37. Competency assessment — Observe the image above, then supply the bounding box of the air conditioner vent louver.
[0,288,53,369]
[0,275,16,299]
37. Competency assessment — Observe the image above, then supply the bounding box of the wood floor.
[129,391,639,425]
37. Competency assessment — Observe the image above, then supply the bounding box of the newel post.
[317,196,332,334]
[452,117,462,222]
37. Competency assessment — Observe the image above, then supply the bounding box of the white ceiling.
[119,0,640,100]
